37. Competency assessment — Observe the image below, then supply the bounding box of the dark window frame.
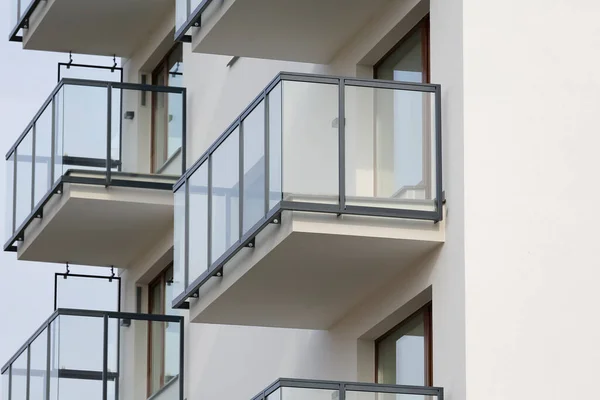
[147,263,174,398]
[375,302,433,386]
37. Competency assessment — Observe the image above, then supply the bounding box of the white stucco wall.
[462,0,600,399]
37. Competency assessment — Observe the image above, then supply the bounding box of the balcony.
[252,378,444,400]
[9,0,172,57]
[172,72,444,329]
[1,309,183,400]
[4,79,186,267]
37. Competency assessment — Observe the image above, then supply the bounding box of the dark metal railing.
[251,378,444,400]
[0,309,184,400]
[171,71,442,309]
[4,78,187,253]
[8,0,43,42]
[175,0,215,42]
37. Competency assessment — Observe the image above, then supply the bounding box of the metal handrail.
[174,0,214,42]
[171,71,443,309]
[251,378,444,400]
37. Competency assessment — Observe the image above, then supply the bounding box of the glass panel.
[149,319,163,396]
[58,377,102,400]
[280,387,338,400]
[163,314,180,387]
[15,130,33,228]
[58,315,103,372]
[167,89,183,169]
[11,351,27,400]
[59,84,108,174]
[377,310,426,386]
[54,90,64,184]
[2,367,9,400]
[59,85,108,174]
[49,318,59,400]
[282,81,338,204]
[153,68,167,171]
[34,104,53,207]
[176,0,188,31]
[5,152,15,239]
[211,128,240,263]
[268,83,282,209]
[189,162,209,280]
[19,0,27,18]
[346,392,429,400]
[345,86,436,211]
[266,389,281,400]
[119,88,142,174]
[55,274,119,311]
[242,100,266,234]
[173,183,186,298]
[30,331,48,400]
[110,88,122,173]
[10,0,18,31]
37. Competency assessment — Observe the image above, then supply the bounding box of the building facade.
[3,0,599,400]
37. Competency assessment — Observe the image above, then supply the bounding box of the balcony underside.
[22,0,172,56]
[16,173,175,267]
[189,209,444,329]
[191,0,389,62]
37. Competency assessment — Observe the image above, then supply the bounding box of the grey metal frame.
[53,272,122,312]
[171,71,443,309]
[4,78,187,253]
[1,308,185,400]
[8,0,42,42]
[251,378,444,400]
[174,0,214,42]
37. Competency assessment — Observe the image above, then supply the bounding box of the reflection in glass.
[11,350,27,400]
[279,387,337,400]
[377,309,428,386]
[5,152,14,239]
[173,184,186,297]
[281,81,338,204]
[268,83,282,209]
[243,101,266,233]
[16,130,33,228]
[211,129,240,263]
[34,104,53,207]
[189,162,209,280]
[346,392,428,400]
[30,331,48,400]
[345,86,435,210]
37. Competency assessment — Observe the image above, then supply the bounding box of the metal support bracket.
[245,238,255,248]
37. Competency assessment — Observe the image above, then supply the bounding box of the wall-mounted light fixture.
[124,111,135,120]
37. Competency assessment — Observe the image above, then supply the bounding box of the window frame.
[374,302,433,386]
[146,263,174,398]
[151,43,183,173]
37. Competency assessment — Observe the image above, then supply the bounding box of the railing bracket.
[191,291,199,298]
[245,238,255,248]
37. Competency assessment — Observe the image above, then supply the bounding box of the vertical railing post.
[184,177,190,287]
[434,85,443,222]
[181,89,187,176]
[25,345,30,400]
[7,365,12,400]
[338,78,346,213]
[106,84,112,186]
[339,383,346,400]
[238,119,244,238]
[31,122,36,210]
[102,314,109,400]
[178,318,184,400]
[11,149,17,235]
[264,90,270,216]
[44,324,51,400]
[207,156,213,271]
[50,94,56,188]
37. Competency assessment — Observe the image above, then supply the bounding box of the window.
[148,265,180,397]
[371,16,433,201]
[374,15,429,83]
[152,43,184,172]
[376,303,432,386]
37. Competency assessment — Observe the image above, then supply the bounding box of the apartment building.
[3,0,600,400]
